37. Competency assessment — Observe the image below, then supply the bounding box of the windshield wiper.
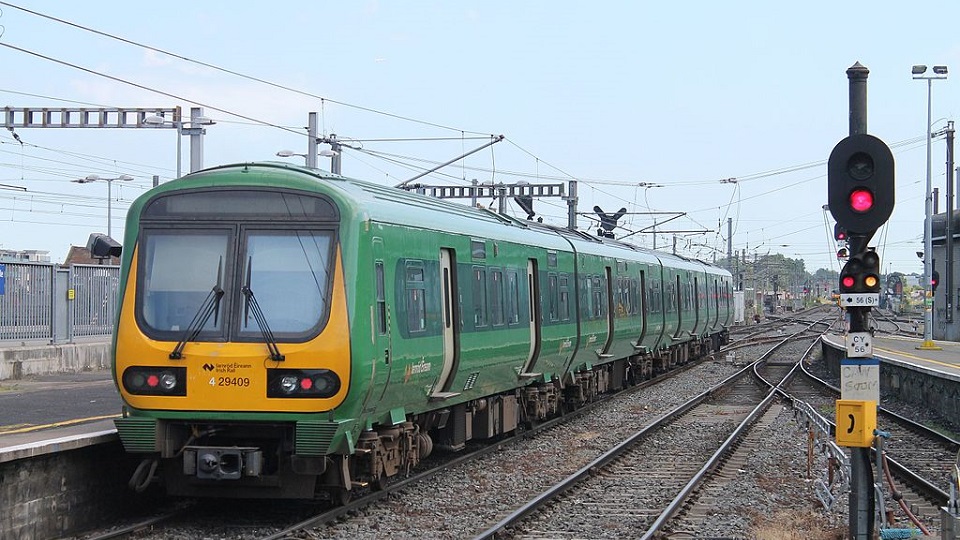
[170,257,224,360]
[241,257,285,362]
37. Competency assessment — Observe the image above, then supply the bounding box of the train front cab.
[113,184,356,499]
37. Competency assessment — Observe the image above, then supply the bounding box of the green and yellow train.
[112,162,732,499]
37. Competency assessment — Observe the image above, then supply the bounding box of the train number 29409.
[209,377,251,387]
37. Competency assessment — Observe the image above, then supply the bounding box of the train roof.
[161,162,730,277]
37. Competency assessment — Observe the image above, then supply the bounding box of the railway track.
[473,319,826,539]
[72,315,841,539]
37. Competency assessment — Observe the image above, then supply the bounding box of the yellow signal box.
[835,399,877,447]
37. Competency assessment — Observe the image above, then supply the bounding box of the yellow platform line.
[875,347,958,371]
[0,414,120,435]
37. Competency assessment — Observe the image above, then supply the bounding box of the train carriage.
[112,162,731,499]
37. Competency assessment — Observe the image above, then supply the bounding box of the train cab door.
[431,248,461,400]
[364,238,395,409]
[519,258,543,378]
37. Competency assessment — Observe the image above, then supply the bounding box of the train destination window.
[144,189,338,221]
[471,240,486,259]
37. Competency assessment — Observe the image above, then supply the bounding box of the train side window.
[491,269,505,327]
[375,261,387,335]
[473,266,487,328]
[405,263,426,333]
[559,275,570,321]
[506,270,520,325]
[548,273,559,322]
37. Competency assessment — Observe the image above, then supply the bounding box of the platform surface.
[823,333,960,382]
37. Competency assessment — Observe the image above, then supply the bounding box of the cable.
[0,1,490,136]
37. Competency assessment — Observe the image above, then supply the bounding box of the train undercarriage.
[131,332,728,501]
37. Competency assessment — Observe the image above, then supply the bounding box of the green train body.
[112,162,732,499]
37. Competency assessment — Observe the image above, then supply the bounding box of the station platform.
[0,369,120,460]
[822,333,960,383]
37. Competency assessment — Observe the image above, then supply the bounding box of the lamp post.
[72,174,134,238]
[275,148,337,168]
[913,64,948,349]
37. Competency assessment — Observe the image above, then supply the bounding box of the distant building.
[0,249,51,263]
[63,245,120,266]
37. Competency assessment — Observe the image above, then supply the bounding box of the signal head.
[827,134,895,235]
[932,270,941,292]
[834,223,847,242]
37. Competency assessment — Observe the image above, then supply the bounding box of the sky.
[0,1,958,280]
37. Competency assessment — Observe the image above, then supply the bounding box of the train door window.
[473,266,487,328]
[592,275,603,318]
[559,275,570,321]
[405,262,427,333]
[375,261,387,335]
[647,278,659,314]
[581,275,592,319]
[491,269,505,327]
[506,270,520,325]
[547,251,558,267]
[629,278,639,315]
[665,281,676,313]
[548,273,559,322]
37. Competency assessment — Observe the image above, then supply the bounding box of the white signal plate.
[845,332,873,357]
[839,293,879,307]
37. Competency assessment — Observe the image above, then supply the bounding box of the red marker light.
[841,275,856,289]
[300,377,313,390]
[146,374,160,387]
[849,189,874,213]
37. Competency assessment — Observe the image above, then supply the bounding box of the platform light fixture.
[72,174,134,238]
[912,63,948,350]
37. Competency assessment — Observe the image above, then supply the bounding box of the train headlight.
[122,366,187,396]
[280,376,299,394]
[159,372,178,391]
[268,369,341,398]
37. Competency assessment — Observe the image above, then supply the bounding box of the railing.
[0,261,119,343]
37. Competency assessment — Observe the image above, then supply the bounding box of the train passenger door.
[520,258,543,377]
[712,279,720,327]
[693,276,702,336]
[599,266,614,357]
[431,248,461,400]
[635,269,648,347]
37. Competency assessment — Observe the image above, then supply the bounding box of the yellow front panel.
[115,246,351,413]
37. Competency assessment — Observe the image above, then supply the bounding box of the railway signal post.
[827,62,896,540]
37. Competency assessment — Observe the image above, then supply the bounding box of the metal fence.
[0,261,120,343]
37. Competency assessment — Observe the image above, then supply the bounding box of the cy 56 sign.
[845,332,873,357]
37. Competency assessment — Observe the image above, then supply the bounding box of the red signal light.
[849,189,874,213]
[841,275,856,289]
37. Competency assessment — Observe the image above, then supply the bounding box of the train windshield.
[141,230,231,335]
[138,228,335,341]
[238,230,332,336]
